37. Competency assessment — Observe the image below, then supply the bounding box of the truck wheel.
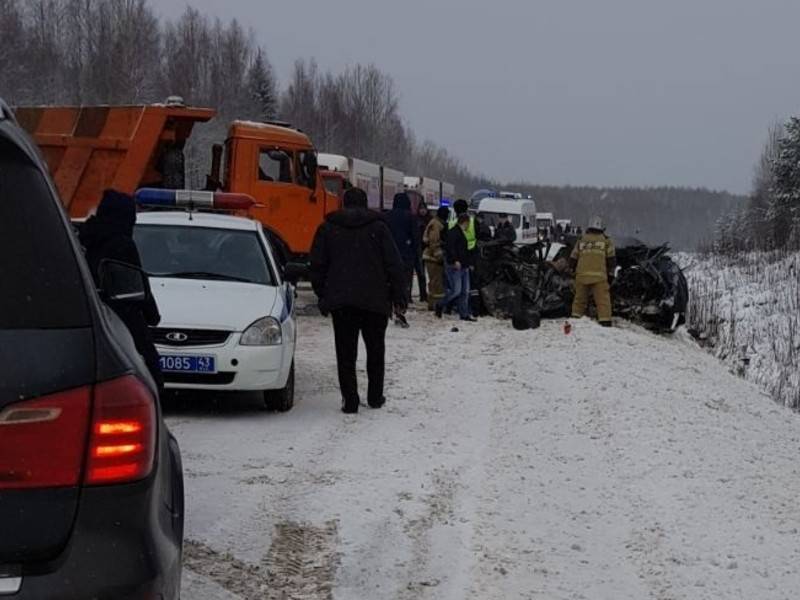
[161,147,185,189]
[264,361,294,412]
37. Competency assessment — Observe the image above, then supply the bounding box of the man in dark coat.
[79,189,163,390]
[310,187,407,414]
[436,214,476,321]
[413,203,431,304]
[385,192,417,311]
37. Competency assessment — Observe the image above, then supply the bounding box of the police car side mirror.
[98,259,147,302]
[283,261,308,284]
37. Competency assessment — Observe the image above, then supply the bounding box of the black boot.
[341,397,359,414]
[368,396,386,409]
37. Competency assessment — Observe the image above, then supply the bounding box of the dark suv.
[0,102,184,597]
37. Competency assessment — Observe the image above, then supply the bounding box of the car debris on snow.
[474,236,689,332]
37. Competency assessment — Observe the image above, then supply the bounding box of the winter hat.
[96,189,136,230]
[343,187,368,209]
[436,206,450,221]
[392,192,411,211]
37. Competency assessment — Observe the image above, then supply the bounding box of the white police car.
[133,189,296,411]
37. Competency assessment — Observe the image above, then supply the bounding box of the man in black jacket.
[436,214,476,321]
[79,189,163,390]
[310,187,407,414]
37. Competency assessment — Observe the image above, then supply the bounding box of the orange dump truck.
[15,103,340,259]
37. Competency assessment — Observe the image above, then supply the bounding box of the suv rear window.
[0,141,89,328]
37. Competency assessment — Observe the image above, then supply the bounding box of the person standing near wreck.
[437,214,476,321]
[423,206,449,311]
[310,187,408,413]
[570,216,616,327]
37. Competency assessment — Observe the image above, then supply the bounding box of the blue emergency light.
[134,188,256,210]
[440,198,451,207]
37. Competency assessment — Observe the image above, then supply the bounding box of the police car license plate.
[159,355,216,374]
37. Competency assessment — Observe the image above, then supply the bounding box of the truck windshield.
[323,176,342,196]
[480,212,521,229]
[134,225,274,286]
[258,149,293,183]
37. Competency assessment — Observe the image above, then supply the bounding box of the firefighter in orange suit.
[570,216,616,327]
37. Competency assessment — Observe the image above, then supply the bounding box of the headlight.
[240,316,282,346]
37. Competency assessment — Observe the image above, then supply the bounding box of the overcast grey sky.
[157,0,800,193]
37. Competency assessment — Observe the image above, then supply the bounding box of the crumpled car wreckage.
[475,237,688,332]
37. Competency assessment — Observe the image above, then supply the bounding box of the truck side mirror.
[98,259,147,302]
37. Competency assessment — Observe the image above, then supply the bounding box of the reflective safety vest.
[449,216,477,251]
[571,232,615,284]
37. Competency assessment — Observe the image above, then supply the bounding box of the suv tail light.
[0,387,91,490]
[84,376,156,486]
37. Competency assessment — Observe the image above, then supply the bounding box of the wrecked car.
[474,236,688,332]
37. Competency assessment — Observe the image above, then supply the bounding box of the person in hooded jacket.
[385,192,417,312]
[79,189,163,389]
[310,187,407,414]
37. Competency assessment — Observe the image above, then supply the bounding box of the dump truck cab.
[222,120,338,259]
[15,103,338,262]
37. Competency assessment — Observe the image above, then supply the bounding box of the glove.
[393,302,408,315]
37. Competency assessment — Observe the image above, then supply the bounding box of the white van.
[477,198,538,244]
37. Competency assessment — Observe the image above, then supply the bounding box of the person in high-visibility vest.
[570,216,616,326]
[447,199,480,317]
[449,199,478,245]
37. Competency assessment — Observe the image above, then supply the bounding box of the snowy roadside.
[168,302,800,599]
[681,251,800,408]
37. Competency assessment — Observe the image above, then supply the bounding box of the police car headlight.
[240,317,282,346]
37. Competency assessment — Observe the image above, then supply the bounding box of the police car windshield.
[134,225,274,285]
[480,212,521,229]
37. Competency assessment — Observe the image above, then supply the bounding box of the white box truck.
[381,166,405,210]
[441,182,455,205]
[318,153,382,210]
[405,176,441,209]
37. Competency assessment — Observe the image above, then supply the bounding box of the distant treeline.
[511,185,745,250]
[0,0,479,192]
[0,0,737,248]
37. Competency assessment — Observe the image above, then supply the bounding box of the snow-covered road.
[169,305,800,599]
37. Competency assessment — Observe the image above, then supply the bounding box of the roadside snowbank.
[682,251,800,408]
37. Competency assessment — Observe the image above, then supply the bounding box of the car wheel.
[265,361,294,412]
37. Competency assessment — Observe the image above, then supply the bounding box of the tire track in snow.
[183,520,340,600]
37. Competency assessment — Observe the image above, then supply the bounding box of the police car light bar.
[134,188,256,210]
